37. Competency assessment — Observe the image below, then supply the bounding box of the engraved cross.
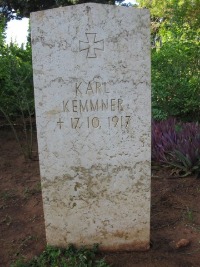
[79,33,104,58]
[57,118,64,129]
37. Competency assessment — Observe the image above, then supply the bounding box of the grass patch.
[0,190,16,201]
[11,244,110,267]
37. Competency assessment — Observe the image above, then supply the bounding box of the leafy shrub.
[0,43,34,117]
[152,118,200,176]
[152,39,200,121]
[0,39,35,159]
[152,23,200,121]
[11,245,110,267]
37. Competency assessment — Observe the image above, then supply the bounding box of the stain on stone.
[74,182,82,191]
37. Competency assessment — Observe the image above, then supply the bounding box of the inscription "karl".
[75,81,109,96]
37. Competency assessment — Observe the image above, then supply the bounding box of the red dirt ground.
[0,127,200,267]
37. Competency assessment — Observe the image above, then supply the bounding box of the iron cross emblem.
[79,33,104,58]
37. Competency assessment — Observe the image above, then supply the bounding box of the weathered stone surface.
[31,3,151,251]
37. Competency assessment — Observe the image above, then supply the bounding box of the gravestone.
[31,3,151,251]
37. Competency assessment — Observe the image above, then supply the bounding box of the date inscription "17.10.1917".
[57,115,131,130]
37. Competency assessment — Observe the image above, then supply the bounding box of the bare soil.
[0,127,200,267]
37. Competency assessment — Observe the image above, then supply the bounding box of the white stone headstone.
[31,3,151,251]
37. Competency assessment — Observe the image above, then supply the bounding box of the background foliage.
[0,12,33,117]
[0,42,33,118]
[0,16,34,158]
[138,0,200,121]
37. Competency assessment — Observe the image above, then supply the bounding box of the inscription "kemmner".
[63,99,123,113]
